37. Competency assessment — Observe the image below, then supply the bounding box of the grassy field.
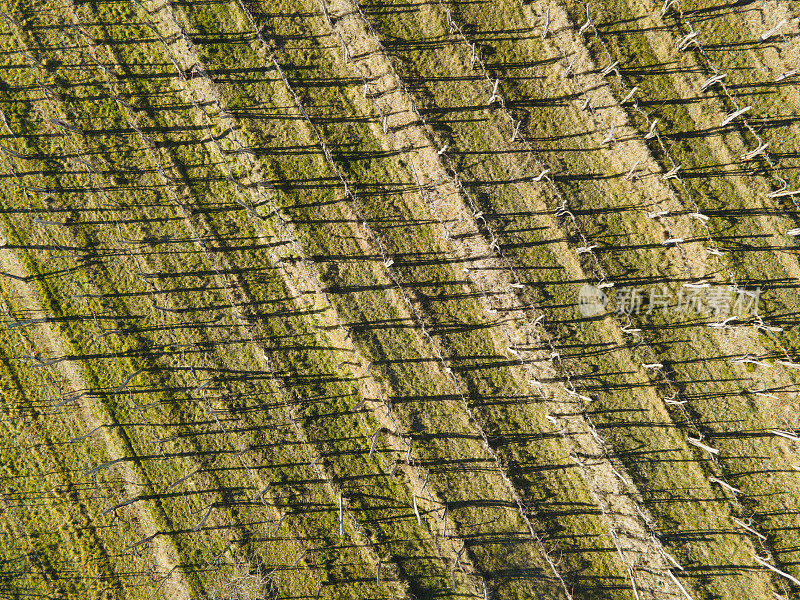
[0,0,799,598]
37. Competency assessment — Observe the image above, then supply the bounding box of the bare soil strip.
[317,0,694,597]
[332,0,800,596]
[150,1,579,596]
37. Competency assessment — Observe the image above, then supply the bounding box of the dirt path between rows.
[323,0,688,597]
[139,0,554,593]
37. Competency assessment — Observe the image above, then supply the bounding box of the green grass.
[0,0,799,598]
